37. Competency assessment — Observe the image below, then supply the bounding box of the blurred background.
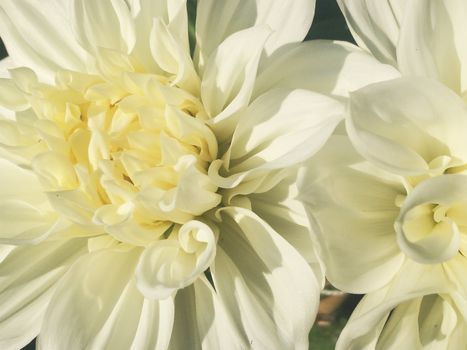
[0,0,359,349]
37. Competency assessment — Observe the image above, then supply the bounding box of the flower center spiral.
[8,65,221,251]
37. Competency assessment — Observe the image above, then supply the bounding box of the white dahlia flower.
[300,77,467,349]
[0,0,397,349]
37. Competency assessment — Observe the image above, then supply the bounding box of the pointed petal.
[249,171,325,284]
[168,277,245,350]
[0,57,17,118]
[131,0,188,72]
[397,0,467,94]
[195,0,315,71]
[336,260,457,350]
[209,88,342,188]
[0,57,14,78]
[337,0,406,66]
[0,159,60,245]
[0,239,86,350]
[39,248,167,350]
[129,297,174,350]
[150,18,199,94]
[212,207,319,349]
[0,0,88,81]
[201,26,271,142]
[71,0,135,54]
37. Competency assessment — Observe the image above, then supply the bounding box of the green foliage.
[309,318,348,350]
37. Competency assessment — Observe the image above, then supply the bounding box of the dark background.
[0,0,353,349]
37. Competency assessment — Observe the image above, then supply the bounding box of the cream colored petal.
[248,171,325,285]
[209,88,342,188]
[130,0,188,72]
[0,159,60,244]
[347,77,467,176]
[168,277,245,350]
[337,0,406,66]
[0,57,14,78]
[129,297,174,350]
[149,18,199,94]
[0,158,47,205]
[31,152,79,191]
[0,78,28,113]
[212,207,319,349]
[195,0,315,71]
[46,189,98,227]
[71,0,136,55]
[0,0,89,82]
[0,57,17,119]
[378,293,462,350]
[397,0,467,94]
[254,40,400,100]
[0,200,58,245]
[201,26,271,142]
[39,248,167,350]
[336,260,457,350]
[0,239,86,350]
[136,221,217,299]
[298,136,405,293]
[396,174,467,264]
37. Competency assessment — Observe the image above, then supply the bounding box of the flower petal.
[212,207,319,349]
[336,260,457,350]
[168,277,245,349]
[40,248,174,350]
[0,57,14,78]
[395,174,467,264]
[131,0,188,72]
[0,159,61,244]
[298,136,405,293]
[150,18,199,94]
[0,0,88,81]
[254,40,400,99]
[71,0,136,55]
[337,0,406,66]
[0,239,86,350]
[201,26,271,142]
[0,57,17,118]
[195,0,315,70]
[129,297,174,350]
[209,88,342,188]
[397,0,467,94]
[136,221,217,299]
[347,77,467,176]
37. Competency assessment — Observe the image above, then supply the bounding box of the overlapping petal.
[212,207,319,349]
[0,0,394,348]
[195,0,315,71]
[347,77,467,176]
[337,0,405,66]
[299,136,404,293]
[336,259,464,350]
[0,239,86,349]
[0,1,89,81]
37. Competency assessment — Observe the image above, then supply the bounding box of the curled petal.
[136,220,217,299]
[396,174,467,264]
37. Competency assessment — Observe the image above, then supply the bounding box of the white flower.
[0,1,397,349]
[299,77,467,349]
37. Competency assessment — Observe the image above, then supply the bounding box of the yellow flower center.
[10,65,222,249]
